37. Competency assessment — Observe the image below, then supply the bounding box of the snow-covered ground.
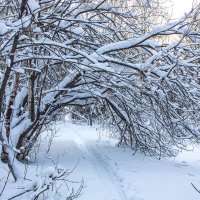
[1,120,200,200]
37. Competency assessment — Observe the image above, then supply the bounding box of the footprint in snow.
[187,173,195,177]
[132,170,138,173]
[173,161,189,167]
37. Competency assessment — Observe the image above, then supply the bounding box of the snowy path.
[39,121,200,200]
[2,121,200,200]
[72,129,127,200]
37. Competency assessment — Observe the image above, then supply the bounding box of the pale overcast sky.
[171,0,200,18]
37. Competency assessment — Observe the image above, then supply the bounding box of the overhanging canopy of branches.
[0,0,200,180]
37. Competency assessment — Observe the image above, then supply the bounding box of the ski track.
[72,129,127,200]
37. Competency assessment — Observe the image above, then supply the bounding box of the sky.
[171,0,200,18]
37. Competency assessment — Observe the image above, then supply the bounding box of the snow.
[73,27,84,35]
[1,120,200,199]
[33,27,42,33]
[96,20,181,55]
[42,72,80,106]
[6,58,11,67]
[0,22,9,35]
[27,0,40,13]
[13,67,25,74]
[13,15,32,28]
[10,118,32,146]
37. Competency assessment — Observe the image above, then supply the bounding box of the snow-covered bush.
[3,165,83,200]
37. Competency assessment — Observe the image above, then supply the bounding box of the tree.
[0,0,199,180]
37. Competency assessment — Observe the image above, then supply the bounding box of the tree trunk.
[28,71,35,122]
[4,73,20,141]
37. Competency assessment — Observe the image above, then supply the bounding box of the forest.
[0,0,200,199]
